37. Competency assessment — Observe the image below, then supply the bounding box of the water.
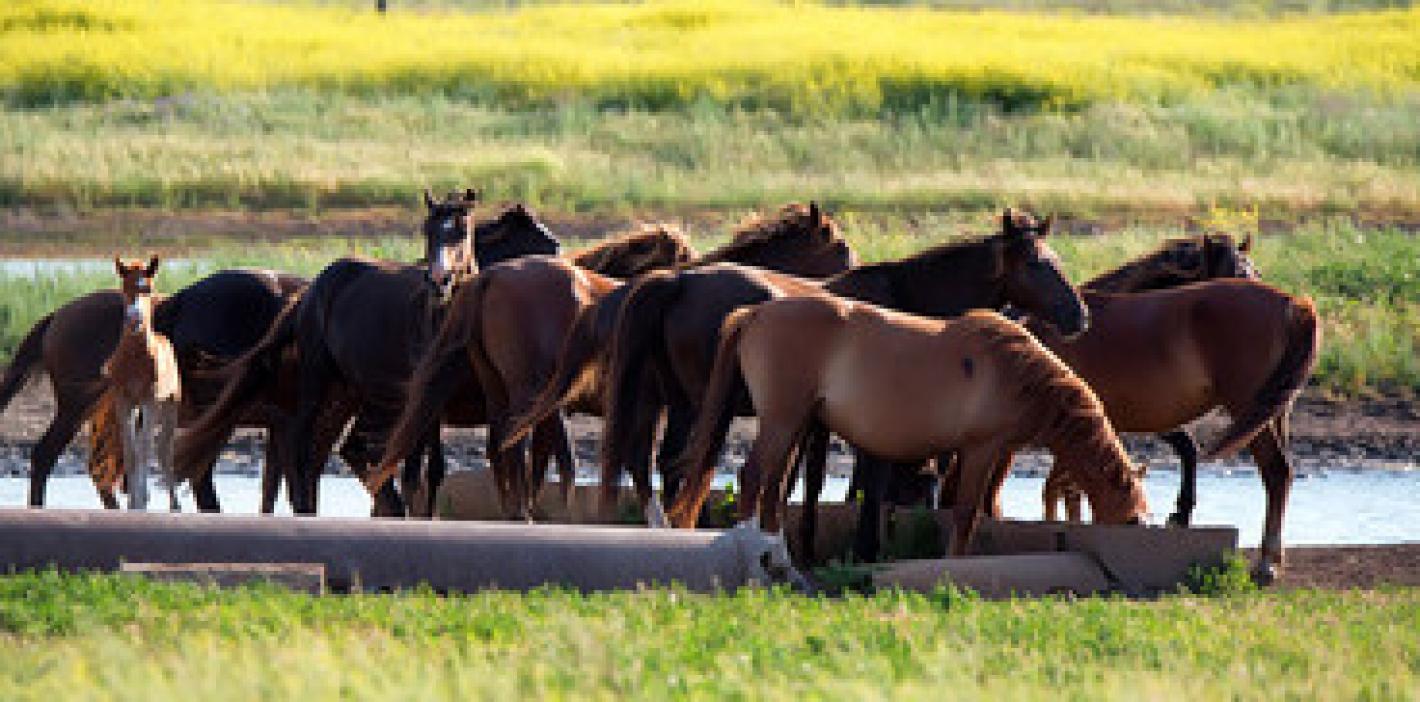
[3,468,1417,547]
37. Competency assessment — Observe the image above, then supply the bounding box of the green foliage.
[1183,552,1260,596]
[0,571,1417,698]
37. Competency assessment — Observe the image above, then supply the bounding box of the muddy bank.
[1262,544,1420,590]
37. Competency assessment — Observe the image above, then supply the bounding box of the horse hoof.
[1166,512,1192,528]
[1251,563,1279,587]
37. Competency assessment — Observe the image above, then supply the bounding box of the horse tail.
[174,295,300,482]
[366,276,489,494]
[1205,296,1321,459]
[501,305,599,451]
[665,306,754,529]
[87,387,126,494]
[600,272,681,502]
[0,312,52,416]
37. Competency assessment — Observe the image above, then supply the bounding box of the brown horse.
[590,210,1086,528]
[1026,278,1318,583]
[370,203,856,517]
[667,299,1149,586]
[102,256,183,511]
[822,231,1260,563]
[0,267,307,510]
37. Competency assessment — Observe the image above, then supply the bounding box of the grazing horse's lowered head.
[993,208,1089,338]
[422,188,481,299]
[475,203,561,269]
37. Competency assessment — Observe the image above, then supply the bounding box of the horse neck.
[1085,263,1193,293]
[826,245,1003,314]
[1028,382,1135,494]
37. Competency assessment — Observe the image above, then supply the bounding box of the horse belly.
[818,343,962,461]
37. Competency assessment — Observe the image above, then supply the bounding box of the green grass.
[4,89,1419,215]
[0,571,1416,699]
[0,220,1414,395]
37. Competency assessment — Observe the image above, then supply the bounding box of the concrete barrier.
[874,552,1111,598]
[120,562,327,593]
[0,508,773,593]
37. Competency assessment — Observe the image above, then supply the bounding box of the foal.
[103,257,182,510]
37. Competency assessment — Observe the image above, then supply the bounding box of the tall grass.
[0,222,1414,395]
[0,571,1418,699]
[3,90,1419,213]
[2,0,1418,114]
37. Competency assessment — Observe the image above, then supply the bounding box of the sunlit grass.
[0,571,1417,699]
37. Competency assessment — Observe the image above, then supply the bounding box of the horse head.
[114,255,161,332]
[421,188,480,299]
[473,203,561,269]
[994,209,1089,339]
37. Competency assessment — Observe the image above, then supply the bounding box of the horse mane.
[570,223,697,275]
[961,311,1136,488]
[840,232,1001,284]
[697,203,846,264]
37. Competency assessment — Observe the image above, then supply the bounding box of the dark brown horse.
[590,210,1086,529]
[1028,278,1318,583]
[666,301,1148,587]
[175,191,565,515]
[819,231,1261,563]
[0,267,306,510]
[370,203,856,517]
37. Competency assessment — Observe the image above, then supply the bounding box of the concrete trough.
[874,552,1112,598]
[0,508,767,593]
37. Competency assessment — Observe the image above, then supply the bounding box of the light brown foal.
[103,256,182,510]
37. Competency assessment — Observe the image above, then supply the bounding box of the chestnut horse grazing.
[1031,278,1318,583]
[667,299,1149,585]
[103,257,183,511]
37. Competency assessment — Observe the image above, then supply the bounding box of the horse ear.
[423,189,436,210]
[809,201,822,224]
[146,255,160,277]
[464,188,480,204]
[113,257,124,276]
[1001,208,1019,238]
[1038,214,1054,237]
[1239,234,1253,253]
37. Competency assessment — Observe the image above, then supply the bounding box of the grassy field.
[0,219,1415,395]
[0,1,1418,214]
[0,571,1416,699]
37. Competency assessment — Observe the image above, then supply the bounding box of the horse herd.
[0,192,1319,584]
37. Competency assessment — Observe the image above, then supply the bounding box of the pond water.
[0,258,202,278]
[2,468,1417,547]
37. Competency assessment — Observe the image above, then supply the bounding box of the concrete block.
[874,552,1111,599]
[1060,523,1238,593]
[784,503,863,561]
[120,562,326,594]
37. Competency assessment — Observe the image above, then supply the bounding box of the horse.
[0,266,307,510]
[820,231,1259,563]
[588,209,1086,531]
[174,191,570,516]
[1026,278,1318,583]
[667,300,1149,586]
[369,203,856,518]
[100,257,183,511]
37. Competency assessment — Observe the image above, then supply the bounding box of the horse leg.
[851,450,885,563]
[795,423,829,565]
[621,409,660,525]
[287,353,339,515]
[155,401,181,512]
[422,430,447,519]
[738,421,806,589]
[1161,430,1199,527]
[96,485,119,510]
[936,451,959,509]
[259,431,282,514]
[949,444,1007,557]
[529,416,570,508]
[126,402,151,511]
[28,399,89,507]
[1251,425,1293,586]
[653,399,694,506]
